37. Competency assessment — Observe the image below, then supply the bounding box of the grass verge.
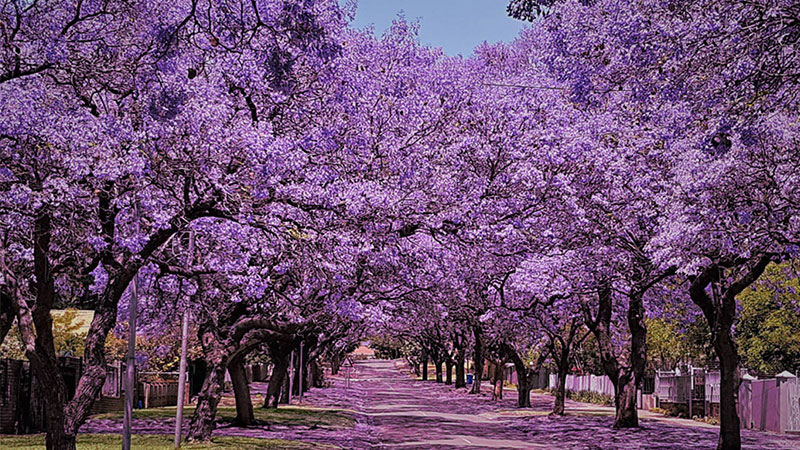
[91,406,355,429]
[0,434,336,449]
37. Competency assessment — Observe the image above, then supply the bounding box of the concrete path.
[340,359,800,450]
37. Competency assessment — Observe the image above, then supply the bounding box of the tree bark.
[470,326,484,394]
[421,352,429,381]
[614,373,638,428]
[310,359,324,388]
[455,349,466,389]
[517,369,531,408]
[583,281,640,428]
[187,363,226,442]
[553,369,568,415]
[0,291,14,347]
[445,360,453,385]
[504,344,534,408]
[434,358,443,383]
[716,332,741,450]
[228,354,254,426]
[265,349,290,408]
[491,360,504,400]
[688,257,769,450]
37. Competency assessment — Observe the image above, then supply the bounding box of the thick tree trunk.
[553,370,568,415]
[455,350,466,389]
[584,281,640,428]
[613,373,638,428]
[421,352,429,381]
[308,359,322,388]
[0,292,14,347]
[687,258,771,450]
[517,371,531,408]
[504,344,533,408]
[45,430,76,450]
[445,360,453,385]
[434,358,443,383]
[491,361,504,400]
[187,363,226,442]
[470,327,484,394]
[330,354,341,375]
[265,354,289,408]
[228,355,254,426]
[715,331,742,450]
[35,359,71,450]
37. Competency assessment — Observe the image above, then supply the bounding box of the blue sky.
[345,1,527,56]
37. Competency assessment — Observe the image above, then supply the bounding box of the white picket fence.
[530,367,800,435]
[548,373,616,397]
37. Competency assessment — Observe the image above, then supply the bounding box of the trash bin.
[466,374,474,384]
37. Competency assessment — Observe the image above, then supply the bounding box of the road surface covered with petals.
[335,359,800,450]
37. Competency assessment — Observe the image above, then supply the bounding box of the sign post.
[174,230,194,448]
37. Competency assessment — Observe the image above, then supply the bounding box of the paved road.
[77,358,800,449]
[341,359,800,450]
[354,359,534,449]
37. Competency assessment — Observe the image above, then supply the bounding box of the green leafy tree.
[1,309,89,359]
[736,262,800,375]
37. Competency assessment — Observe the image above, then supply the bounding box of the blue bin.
[466,374,474,384]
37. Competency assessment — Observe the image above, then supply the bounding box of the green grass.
[0,434,335,449]
[91,406,355,429]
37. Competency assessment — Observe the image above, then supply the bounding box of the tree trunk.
[330,354,341,375]
[311,359,324,388]
[265,354,289,408]
[715,330,742,450]
[187,363,226,442]
[613,373,638,428]
[470,327,484,394]
[620,290,648,428]
[504,344,532,408]
[688,258,771,450]
[517,370,531,408]
[553,369,568,415]
[455,350,466,389]
[0,292,14,347]
[421,352,429,381]
[584,281,639,428]
[445,360,453,385]
[491,361,504,400]
[27,348,72,450]
[228,355,254,426]
[434,358,443,383]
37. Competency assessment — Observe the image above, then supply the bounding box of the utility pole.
[288,350,294,404]
[688,364,694,419]
[299,340,304,400]
[123,202,140,450]
[174,230,195,448]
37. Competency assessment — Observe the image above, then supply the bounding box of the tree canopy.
[1,1,799,449]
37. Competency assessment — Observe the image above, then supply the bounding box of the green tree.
[52,309,88,357]
[736,262,800,375]
[0,309,89,359]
